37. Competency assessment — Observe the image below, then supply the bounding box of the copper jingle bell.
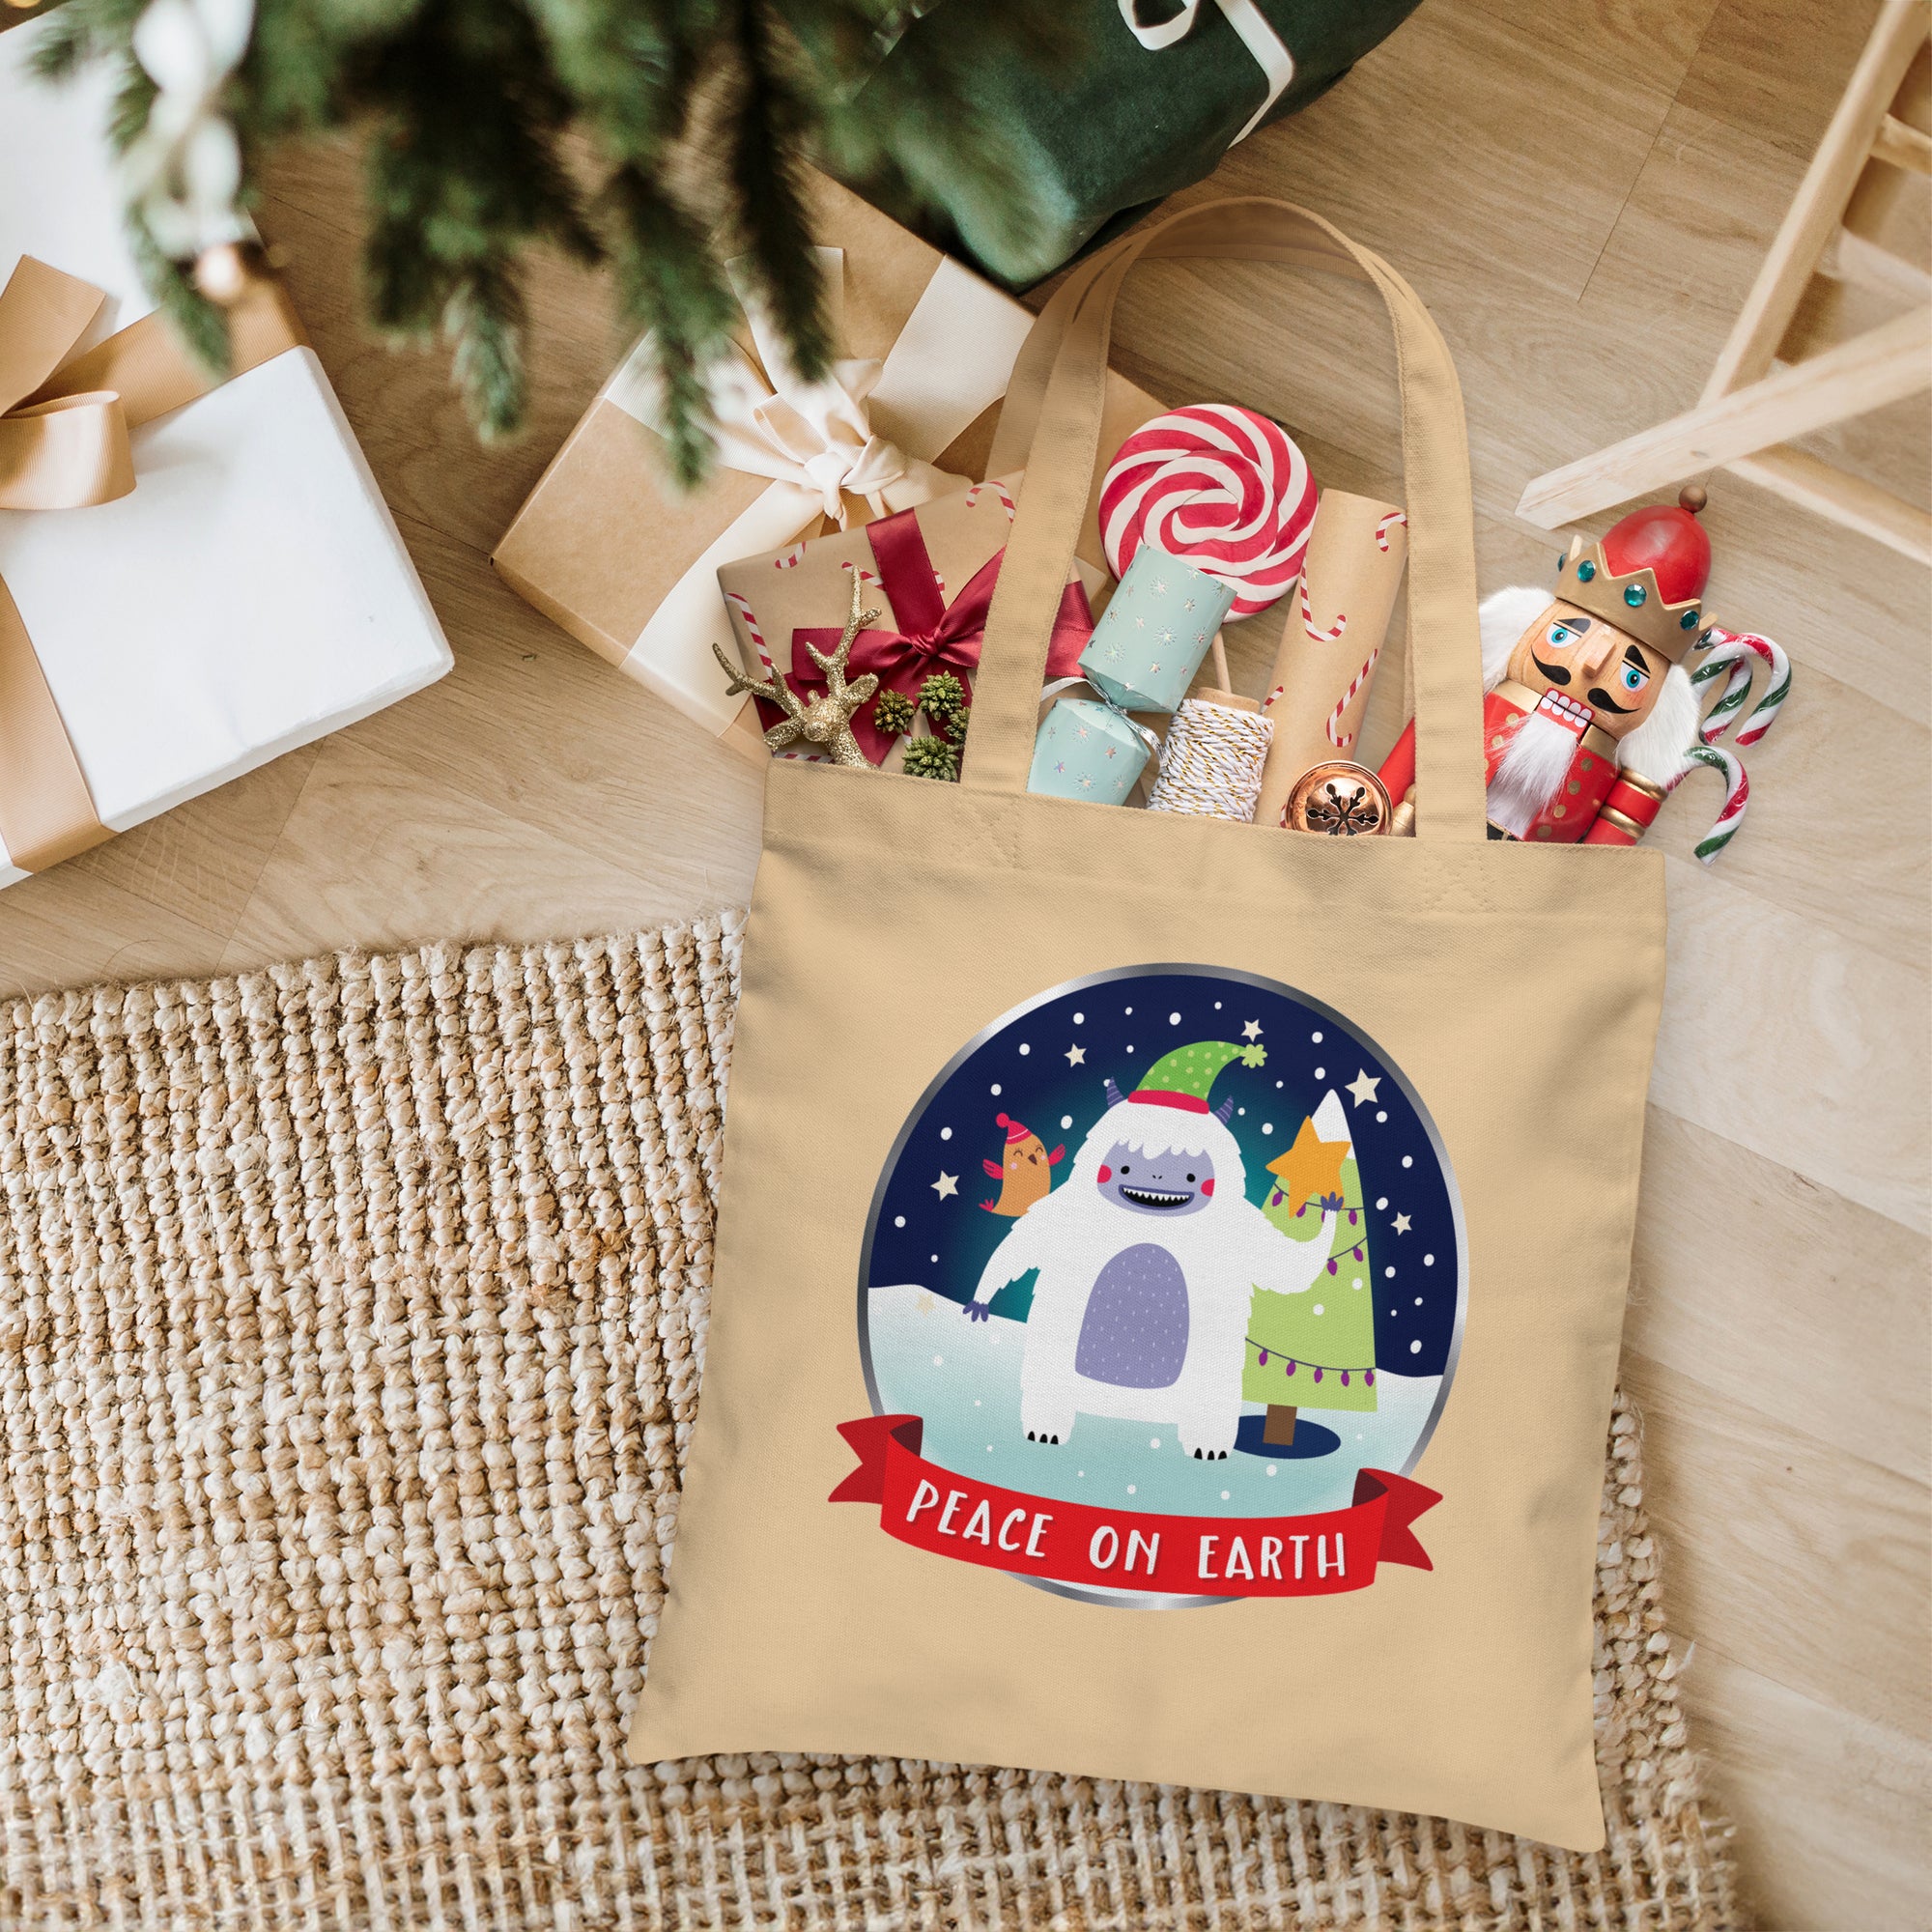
[1283,761,1392,836]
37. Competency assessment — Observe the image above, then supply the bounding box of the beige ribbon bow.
[600,244,1033,738]
[622,257,954,526]
[0,255,303,872]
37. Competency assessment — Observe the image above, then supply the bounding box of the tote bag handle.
[965,199,1490,844]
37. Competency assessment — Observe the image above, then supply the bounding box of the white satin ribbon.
[605,247,1031,736]
[1117,0,1296,144]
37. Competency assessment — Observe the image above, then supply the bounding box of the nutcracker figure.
[1380,488,1710,843]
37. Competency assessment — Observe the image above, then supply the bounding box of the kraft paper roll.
[1255,490,1408,831]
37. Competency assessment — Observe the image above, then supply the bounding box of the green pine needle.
[20,0,1051,467]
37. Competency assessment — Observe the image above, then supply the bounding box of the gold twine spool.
[1147,694,1273,822]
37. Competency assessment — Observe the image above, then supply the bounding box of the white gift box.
[0,16,451,888]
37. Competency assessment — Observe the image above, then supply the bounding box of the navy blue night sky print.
[863,966,1463,1379]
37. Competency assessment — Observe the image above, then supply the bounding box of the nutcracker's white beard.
[1488,708,1579,838]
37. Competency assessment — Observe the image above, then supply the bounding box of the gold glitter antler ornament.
[713,572,881,768]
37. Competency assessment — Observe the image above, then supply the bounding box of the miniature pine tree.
[29,0,1076,465]
[871,687,916,739]
[1244,1092,1378,1448]
[901,735,960,782]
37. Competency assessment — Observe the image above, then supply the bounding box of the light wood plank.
[1652,858,1929,1232]
[1620,1353,1930,1737]
[0,867,233,1001]
[1625,1108,1928,1481]
[327,515,768,889]
[219,731,753,973]
[1727,440,1932,562]
[1671,1646,1931,1932]
[1676,0,1893,162]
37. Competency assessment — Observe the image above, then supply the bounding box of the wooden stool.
[1517,0,1932,564]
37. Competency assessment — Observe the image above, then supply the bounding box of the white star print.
[1065,1044,1086,1065]
[1241,1019,1263,1041]
[1347,1070,1381,1107]
[1393,1212,1413,1235]
[932,1172,958,1199]
[1153,578,1168,593]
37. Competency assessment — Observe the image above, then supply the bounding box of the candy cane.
[1099,404,1316,615]
[1323,645,1381,750]
[1694,625,1790,748]
[1690,647,1755,746]
[967,479,1016,524]
[1670,743,1748,865]
[1296,573,1347,644]
[724,590,777,677]
[1374,509,1407,552]
[1263,681,1286,713]
[773,541,809,569]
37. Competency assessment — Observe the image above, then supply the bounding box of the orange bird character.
[980,1112,1065,1215]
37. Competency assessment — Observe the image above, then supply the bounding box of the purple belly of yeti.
[1075,1243,1190,1389]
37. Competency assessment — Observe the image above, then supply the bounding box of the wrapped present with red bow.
[715,476,1096,768]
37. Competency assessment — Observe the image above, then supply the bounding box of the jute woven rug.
[0,911,1741,1930]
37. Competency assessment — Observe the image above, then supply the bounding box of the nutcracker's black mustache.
[1530,653,1572,685]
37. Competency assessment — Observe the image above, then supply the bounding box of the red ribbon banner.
[787,504,1094,764]
[831,1414,1440,1599]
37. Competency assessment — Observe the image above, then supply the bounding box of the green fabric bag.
[818,0,1424,288]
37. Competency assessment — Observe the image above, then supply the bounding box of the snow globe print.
[833,966,1467,1607]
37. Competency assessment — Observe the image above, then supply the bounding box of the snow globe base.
[1235,1412,1341,1461]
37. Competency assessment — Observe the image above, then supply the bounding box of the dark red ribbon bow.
[785,502,1094,765]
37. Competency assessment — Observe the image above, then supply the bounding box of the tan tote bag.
[628,200,1666,1854]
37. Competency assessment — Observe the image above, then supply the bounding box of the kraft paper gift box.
[0,16,451,889]
[493,171,1163,755]
[715,477,1097,767]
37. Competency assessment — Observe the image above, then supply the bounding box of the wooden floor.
[5,2,1927,1925]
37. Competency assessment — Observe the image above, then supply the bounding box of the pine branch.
[727,0,829,385]
[604,163,738,485]
[23,0,1069,468]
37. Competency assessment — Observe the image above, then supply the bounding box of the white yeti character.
[965,1038,1340,1461]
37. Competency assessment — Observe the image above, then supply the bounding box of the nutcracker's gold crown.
[1555,535,1703,664]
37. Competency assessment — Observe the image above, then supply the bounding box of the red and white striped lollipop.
[1099,404,1317,618]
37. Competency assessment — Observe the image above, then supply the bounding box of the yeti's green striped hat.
[1130,1039,1265,1114]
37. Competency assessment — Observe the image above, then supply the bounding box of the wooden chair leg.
[1703,0,1930,402]
[1516,308,1932,527]
[1727,446,1932,566]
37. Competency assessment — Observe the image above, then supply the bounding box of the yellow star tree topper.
[1267,1114,1349,1208]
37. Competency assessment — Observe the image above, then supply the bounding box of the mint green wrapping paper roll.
[1077,547,1231,713]
[1027,696,1150,802]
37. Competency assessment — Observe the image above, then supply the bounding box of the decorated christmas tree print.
[1243,1091,1378,1449]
